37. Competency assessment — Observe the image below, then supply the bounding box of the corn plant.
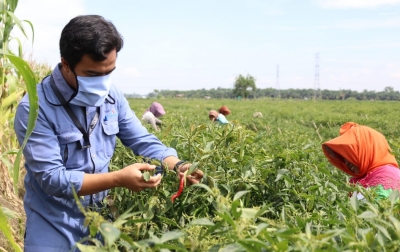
[0,0,39,250]
[0,0,37,194]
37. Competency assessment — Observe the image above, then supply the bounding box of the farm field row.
[85,99,400,251]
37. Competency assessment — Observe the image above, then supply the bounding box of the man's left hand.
[178,164,204,184]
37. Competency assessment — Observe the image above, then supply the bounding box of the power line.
[275,64,280,98]
[314,53,320,100]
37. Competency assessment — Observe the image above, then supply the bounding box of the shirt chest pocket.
[101,120,119,158]
[58,129,84,169]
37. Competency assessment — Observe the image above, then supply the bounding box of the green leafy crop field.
[78,98,400,251]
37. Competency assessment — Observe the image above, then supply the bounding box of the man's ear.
[60,58,71,72]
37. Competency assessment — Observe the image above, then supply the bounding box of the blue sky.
[15,0,400,95]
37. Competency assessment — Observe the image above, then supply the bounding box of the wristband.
[154,166,164,176]
[174,160,187,173]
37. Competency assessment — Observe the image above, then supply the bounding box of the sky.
[13,0,400,95]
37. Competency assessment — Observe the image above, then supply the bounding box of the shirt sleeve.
[14,100,84,198]
[115,89,177,161]
[375,184,392,200]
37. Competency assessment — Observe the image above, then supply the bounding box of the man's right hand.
[116,163,162,192]
[80,163,161,196]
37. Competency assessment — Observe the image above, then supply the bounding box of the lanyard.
[49,76,99,149]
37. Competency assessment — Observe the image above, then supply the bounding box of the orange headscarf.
[218,106,231,116]
[322,122,398,178]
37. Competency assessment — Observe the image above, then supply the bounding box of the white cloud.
[14,0,86,65]
[390,72,400,79]
[121,67,141,78]
[316,0,400,9]
[319,62,400,92]
[317,18,400,30]
[245,1,287,15]
[311,42,400,52]
[386,64,400,79]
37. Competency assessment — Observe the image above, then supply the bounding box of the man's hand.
[117,163,162,192]
[178,164,204,184]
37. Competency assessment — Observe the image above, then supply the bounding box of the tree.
[233,74,256,99]
[384,86,394,93]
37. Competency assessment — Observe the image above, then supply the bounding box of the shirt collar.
[51,63,75,101]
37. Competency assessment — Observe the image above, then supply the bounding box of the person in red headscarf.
[218,105,231,116]
[322,122,400,200]
[142,102,165,131]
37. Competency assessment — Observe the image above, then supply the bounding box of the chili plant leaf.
[191,183,213,194]
[189,218,215,226]
[142,171,151,181]
[357,211,377,219]
[160,231,184,243]
[221,243,246,252]
[188,161,199,174]
[100,222,121,246]
[350,192,359,212]
[233,190,250,201]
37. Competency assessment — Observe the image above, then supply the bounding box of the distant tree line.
[141,74,399,100]
[125,93,146,99]
[146,86,400,101]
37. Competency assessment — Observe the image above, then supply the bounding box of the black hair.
[59,15,124,70]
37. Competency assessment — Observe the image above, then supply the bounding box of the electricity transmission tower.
[314,53,320,100]
[275,64,280,99]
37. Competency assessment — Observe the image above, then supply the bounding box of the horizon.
[125,86,399,96]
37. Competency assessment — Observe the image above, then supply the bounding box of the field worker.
[322,122,400,200]
[209,110,229,125]
[218,105,231,116]
[14,15,203,252]
[253,112,263,118]
[142,102,165,131]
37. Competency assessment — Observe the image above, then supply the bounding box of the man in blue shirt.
[14,15,203,252]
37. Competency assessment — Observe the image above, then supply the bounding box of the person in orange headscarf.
[322,122,400,199]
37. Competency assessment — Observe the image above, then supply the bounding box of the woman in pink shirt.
[322,122,400,200]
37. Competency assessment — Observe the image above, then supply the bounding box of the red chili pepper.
[171,175,185,202]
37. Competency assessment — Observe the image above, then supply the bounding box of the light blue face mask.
[70,74,112,107]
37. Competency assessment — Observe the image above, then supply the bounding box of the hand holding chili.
[171,174,185,202]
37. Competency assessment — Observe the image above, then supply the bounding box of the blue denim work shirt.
[14,65,177,251]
